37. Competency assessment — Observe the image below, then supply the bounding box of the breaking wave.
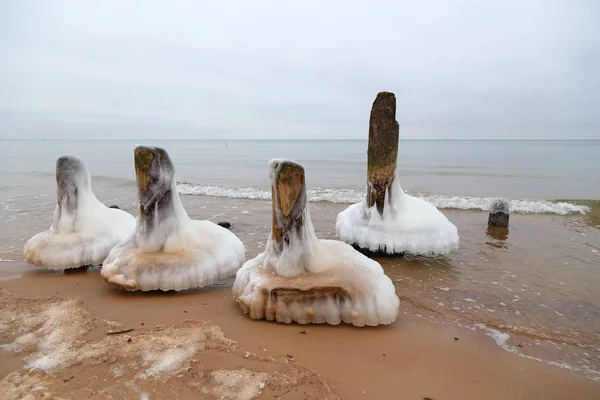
[177,183,590,215]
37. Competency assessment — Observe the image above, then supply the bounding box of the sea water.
[1,139,598,208]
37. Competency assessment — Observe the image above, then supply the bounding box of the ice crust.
[23,156,136,269]
[101,146,245,291]
[233,159,399,327]
[336,178,459,256]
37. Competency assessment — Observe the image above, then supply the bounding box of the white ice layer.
[336,178,459,256]
[23,158,136,269]
[234,209,399,327]
[101,169,245,291]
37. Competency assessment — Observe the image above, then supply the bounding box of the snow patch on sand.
[0,290,338,398]
[140,343,196,378]
[201,369,269,400]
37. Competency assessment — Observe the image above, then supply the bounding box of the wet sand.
[1,263,600,400]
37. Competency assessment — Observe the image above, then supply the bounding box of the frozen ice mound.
[101,145,245,291]
[233,159,399,326]
[102,219,246,291]
[233,228,400,326]
[23,155,136,269]
[336,179,459,256]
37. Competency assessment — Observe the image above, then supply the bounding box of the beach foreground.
[1,192,599,399]
[1,258,600,399]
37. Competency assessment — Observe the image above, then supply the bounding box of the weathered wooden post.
[133,145,176,239]
[55,155,90,215]
[488,198,510,228]
[336,91,460,256]
[270,160,307,254]
[367,92,399,215]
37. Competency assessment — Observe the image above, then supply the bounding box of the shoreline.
[1,262,600,399]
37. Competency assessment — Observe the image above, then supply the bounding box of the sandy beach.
[1,260,599,400]
[1,192,600,399]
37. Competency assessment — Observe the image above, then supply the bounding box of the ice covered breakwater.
[176,183,590,215]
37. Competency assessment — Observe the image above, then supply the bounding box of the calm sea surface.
[1,139,599,204]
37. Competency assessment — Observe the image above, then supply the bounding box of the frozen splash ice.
[233,159,399,326]
[101,146,245,291]
[23,155,136,269]
[336,179,460,256]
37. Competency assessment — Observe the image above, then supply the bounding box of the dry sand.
[1,262,599,400]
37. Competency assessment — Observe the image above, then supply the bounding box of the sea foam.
[177,183,590,215]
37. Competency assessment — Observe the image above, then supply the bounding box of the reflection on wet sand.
[486,226,509,247]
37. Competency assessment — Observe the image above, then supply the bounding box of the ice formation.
[336,179,460,256]
[233,159,399,326]
[101,145,245,291]
[23,155,136,269]
[336,91,459,256]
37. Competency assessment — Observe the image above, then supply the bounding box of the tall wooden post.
[367,92,399,215]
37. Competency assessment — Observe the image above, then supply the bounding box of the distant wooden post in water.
[488,198,510,228]
[271,160,307,253]
[367,91,399,215]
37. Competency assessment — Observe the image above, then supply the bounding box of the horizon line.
[1,138,599,142]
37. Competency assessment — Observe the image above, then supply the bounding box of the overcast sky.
[1,0,598,140]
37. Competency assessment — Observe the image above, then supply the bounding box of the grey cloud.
[1,0,598,140]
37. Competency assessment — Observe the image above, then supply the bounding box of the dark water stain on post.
[367,92,399,216]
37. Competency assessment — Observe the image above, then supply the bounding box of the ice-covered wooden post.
[23,155,136,269]
[133,146,175,239]
[271,160,307,253]
[488,198,510,228]
[367,91,399,215]
[233,159,400,326]
[101,145,245,291]
[336,92,460,256]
